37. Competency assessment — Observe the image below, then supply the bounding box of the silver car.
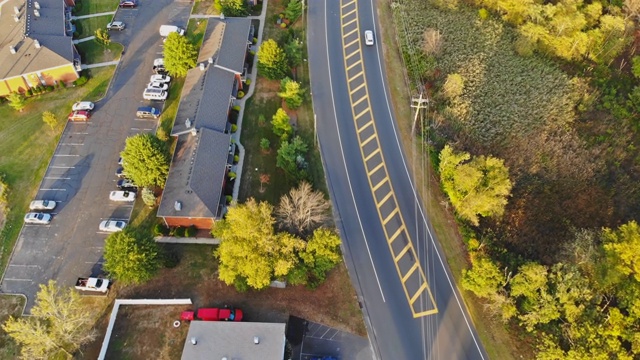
[29,200,56,211]
[24,212,52,225]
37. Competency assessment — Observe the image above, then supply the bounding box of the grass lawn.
[191,0,219,16]
[376,3,534,360]
[0,66,115,279]
[72,0,117,16]
[0,295,25,359]
[75,15,112,39]
[186,18,209,50]
[76,40,123,64]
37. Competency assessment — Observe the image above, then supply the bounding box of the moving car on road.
[99,219,127,232]
[364,30,374,46]
[107,21,125,31]
[109,190,136,202]
[68,110,91,121]
[24,212,52,225]
[29,200,56,211]
[72,101,94,111]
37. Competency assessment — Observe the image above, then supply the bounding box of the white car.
[72,101,95,111]
[24,212,52,225]
[150,74,171,83]
[147,82,168,91]
[364,30,374,46]
[153,58,164,67]
[107,21,125,31]
[29,200,56,211]
[109,190,136,202]
[99,219,127,232]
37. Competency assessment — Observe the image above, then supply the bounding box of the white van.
[159,25,185,37]
[143,88,168,101]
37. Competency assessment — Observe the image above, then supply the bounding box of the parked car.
[72,101,94,111]
[106,21,125,31]
[136,106,161,119]
[68,110,91,121]
[29,200,56,211]
[119,0,137,8]
[196,307,243,322]
[24,212,52,225]
[118,157,124,165]
[364,30,374,46]
[147,82,168,91]
[115,167,127,178]
[75,277,110,292]
[109,190,136,202]
[116,178,137,190]
[153,65,168,75]
[99,219,127,232]
[153,58,164,67]
[150,74,171,83]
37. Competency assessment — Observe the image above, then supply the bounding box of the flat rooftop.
[181,321,286,360]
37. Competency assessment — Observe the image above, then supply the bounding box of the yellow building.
[0,0,81,96]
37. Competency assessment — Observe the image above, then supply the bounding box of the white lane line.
[8,264,38,267]
[53,154,79,157]
[369,0,486,357]
[72,132,89,135]
[60,143,84,146]
[323,1,385,302]
[50,166,75,169]
[40,188,66,191]
[3,278,32,281]
[44,177,70,180]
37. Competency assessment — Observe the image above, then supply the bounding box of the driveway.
[0,0,192,313]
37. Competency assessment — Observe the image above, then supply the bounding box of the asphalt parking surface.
[289,317,373,360]
[0,0,192,312]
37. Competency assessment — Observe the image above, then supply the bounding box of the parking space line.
[53,154,79,157]
[71,132,89,135]
[50,166,75,169]
[8,264,38,267]
[44,177,71,180]
[3,278,32,281]
[40,188,66,191]
[60,143,84,146]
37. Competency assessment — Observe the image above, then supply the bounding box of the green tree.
[212,198,306,290]
[7,92,26,112]
[121,133,170,188]
[275,181,330,236]
[94,28,110,48]
[276,136,309,181]
[141,187,156,207]
[214,0,222,12]
[277,77,304,109]
[271,107,293,140]
[438,145,513,225]
[257,39,288,80]
[461,252,504,299]
[220,0,247,16]
[260,138,270,151]
[103,229,162,285]
[42,111,58,130]
[602,221,640,282]
[284,37,304,68]
[2,281,97,358]
[442,73,464,100]
[163,32,198,77]
[299,228,342,287]
[285,0,303,22]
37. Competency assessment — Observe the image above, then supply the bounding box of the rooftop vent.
[34,2,40,9]
[9,46,16,55]
[34,9,40,17]
[254,336,260,345]
[174,201,182,211]
[199,63,205,71]
[34,40,40,48]
[190,337,197,345]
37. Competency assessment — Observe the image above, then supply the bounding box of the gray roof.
[157,128,230,219]
[181,321,286,360]
[193,66,235,132]
[215,18,251,74]
[0,0,75,79]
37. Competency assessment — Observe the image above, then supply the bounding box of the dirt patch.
[252,77,280,102]
[104,305,191,360]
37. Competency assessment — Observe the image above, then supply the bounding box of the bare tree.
[422,28,443,56]
[624,0,640,20]
[276,181,331,236]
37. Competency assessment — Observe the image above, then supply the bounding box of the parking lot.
[1,0,192,312]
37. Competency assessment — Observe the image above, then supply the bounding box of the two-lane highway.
[308,0,488,358]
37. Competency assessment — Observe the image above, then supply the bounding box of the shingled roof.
[214,18,251,74]
[0,0,75,79]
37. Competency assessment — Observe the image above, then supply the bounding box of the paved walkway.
[73,36,95,44]
[81,60,119,70]
[71,11,116,20]
[231,0,268,201]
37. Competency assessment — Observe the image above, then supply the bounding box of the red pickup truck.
[195,307,243,321]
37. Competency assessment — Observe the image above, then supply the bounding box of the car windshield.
[37,213,44,220]
[42,200,50,206]
[116,221,124,227]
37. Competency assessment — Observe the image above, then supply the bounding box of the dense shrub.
[185,225,197,237]
[154,223,170,236]
[73,76,88,86]
[173,226,186,237]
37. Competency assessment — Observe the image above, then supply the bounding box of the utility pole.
[411,93,429,136]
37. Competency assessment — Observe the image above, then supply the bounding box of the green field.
[76,40,123,64]
[75,15,112,39]
[72,0,117,16]
[0,67,115,278]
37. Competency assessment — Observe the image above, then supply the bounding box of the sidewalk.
[73,36,95,44]
[81,60,119,70]
[71,11,116,20]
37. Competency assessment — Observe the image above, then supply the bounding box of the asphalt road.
[0,0,191,312]
[308,1,489,359]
